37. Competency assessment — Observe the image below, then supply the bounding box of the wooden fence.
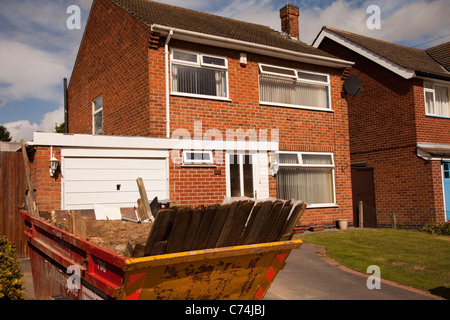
[0,151,28,258]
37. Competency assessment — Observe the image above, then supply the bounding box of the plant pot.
[337,219,349,230]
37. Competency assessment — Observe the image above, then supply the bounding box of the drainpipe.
[63,78,69,133]
[165,30,174,138]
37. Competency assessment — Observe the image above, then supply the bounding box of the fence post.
[359,201,364,228]
[392,212,397,229]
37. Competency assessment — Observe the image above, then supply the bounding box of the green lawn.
[297,229,450,299]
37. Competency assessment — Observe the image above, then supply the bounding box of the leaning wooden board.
[132,198,306,258]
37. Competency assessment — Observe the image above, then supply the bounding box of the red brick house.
[27,0,355,228]
[313,27,450,227]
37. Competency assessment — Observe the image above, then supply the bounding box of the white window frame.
[225,152,257,198]
[92,95,103,136]
[259,63,332,112]
[276,151,337,208]
[170,48,230,101]
[182,151,214,166]
[424,81,450,118]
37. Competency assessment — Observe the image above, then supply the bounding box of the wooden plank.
[225,201,255,246]
[240,201,263,244]
[267,201,293,242]
[215,201,242,248]
[280,202,307,240]
[180,206,205,252]
[203,203,231,249]
[120,207,139,223]
[21,139,38,217]
[136,177,151,221]
[243,200,273,245]
[165,207,193,254]
[150,241,168,256]
[191,203,220,250]
[256,200,284,243]
[144,208,177,256]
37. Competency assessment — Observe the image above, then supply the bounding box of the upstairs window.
[424,82,450,118]
[93,95,103,135]
[259,64,331,110]
[171,49,228,99]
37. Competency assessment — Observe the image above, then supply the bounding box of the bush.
[421,222,450,236]
[0,236,24,300]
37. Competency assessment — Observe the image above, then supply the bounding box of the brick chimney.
[280,4,300,40]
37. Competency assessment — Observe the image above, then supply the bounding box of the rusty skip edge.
[21,211,302,299]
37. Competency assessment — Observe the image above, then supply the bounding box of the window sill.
[171,92,232,102]
[425,114,450,119]
[180,164,217,168]
[260,101,334,113]
[306,204,339,209]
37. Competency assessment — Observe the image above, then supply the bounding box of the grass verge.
[297,228,450,299]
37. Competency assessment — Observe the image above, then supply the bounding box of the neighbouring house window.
[259,64,331,110]
[182,151,214,165]
[276,152,335,206]
[93,95,103,135]
[424,82,450,118]
[171,49,228,99]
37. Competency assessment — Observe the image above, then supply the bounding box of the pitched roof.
[315,26,450,80]
[110,0,336,59]
[426,42,450,72]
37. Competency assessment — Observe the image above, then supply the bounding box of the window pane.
[277,167,334,204]
[302,154,333,165]
[94,96,103,112]
[278,153,299,164]
[425,91,435,114]
[243,155,254,197]
[203,56,226,66]
[173,51,197,63]
[435,86,449,117]
[172,64,227,97]
[297,71,328,83]
[260,75,329,109]
[185,152,210,161]
[229,155,241,197]
[260,65,296,77]
[94,112,103,135]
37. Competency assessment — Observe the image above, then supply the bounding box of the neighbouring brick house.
[313,27,450,228]
[27,0,355,228]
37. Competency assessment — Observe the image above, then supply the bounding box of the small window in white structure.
[93,95,103,135]
[171,49,228,99]
[424,82,450,118]
[182,151,214,165]
[276,152,335,207]
[259,64,331,110]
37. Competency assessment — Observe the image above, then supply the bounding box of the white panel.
[255,152,270,199]
[63,157,168,210]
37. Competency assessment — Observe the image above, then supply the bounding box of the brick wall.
[319,37,447,227]
[68,0,153,136]
[65,0,353,227]
[29,147,62,212]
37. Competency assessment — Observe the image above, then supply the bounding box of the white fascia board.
[30,132,279,152]
[151,24,354,69]
[313,29,416,79]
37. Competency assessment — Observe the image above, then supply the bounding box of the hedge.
[0,235,24,300]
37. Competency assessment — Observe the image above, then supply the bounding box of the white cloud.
[301,0,450,45]
[0,40,69,103]
[3,106,64,142]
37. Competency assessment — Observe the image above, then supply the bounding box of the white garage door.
[62,157,168,210]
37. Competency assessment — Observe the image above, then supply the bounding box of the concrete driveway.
[265,243,439,300]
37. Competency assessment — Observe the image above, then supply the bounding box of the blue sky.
[0,0,449,142]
